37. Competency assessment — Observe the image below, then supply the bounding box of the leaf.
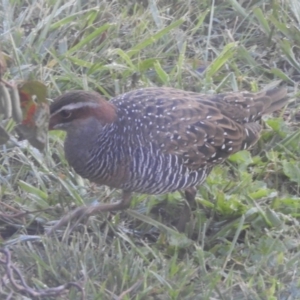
[269,68,295,84]
[154,61,169,84]
[138,58,157,72]
[18,81,47,105]
[114,48,136,70]
[18,180,49,209]
[16,81,49,151]
[0,125,10,145]
[282,160,300,184]
[65,23,111,56]
[253,7,271,35]
[0,52,7,76]
[18,180,48,200]
[265,118,290,137]
[249,188,272,200]
[128,19,184,57]
[0,83,12,118]
[215,192,246,216]
[265,208,283,228]
[229,150,253,164]
[204,42,238,79]
[278,39,300,73]
[228,0,248,18]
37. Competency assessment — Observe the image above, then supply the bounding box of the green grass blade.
[205,42,238,79]
[65,23,111,56]
[128,19,184,57]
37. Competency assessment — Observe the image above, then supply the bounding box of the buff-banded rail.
[48,86,288,233]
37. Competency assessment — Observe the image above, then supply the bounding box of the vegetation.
[1,0,300,299]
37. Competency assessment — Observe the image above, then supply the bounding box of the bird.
[48,86,288,233]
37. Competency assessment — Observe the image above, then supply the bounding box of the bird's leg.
[46,191,132,236]
[176,187,197,232]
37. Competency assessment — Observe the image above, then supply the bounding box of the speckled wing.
[112,87,287,170]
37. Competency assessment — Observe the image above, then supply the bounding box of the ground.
[1,0,300,299]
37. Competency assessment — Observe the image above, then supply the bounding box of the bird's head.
[49,91,117,132]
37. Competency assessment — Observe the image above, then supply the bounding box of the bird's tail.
[260,87,288,114]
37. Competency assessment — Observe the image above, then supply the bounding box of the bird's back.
[112,87,287,166]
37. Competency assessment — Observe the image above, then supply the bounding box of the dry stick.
[0,248,85,299]
[105,279,143,300]
[46,205,95,236]
[116,279,143,300]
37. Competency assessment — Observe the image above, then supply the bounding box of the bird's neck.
[64,116,126,187]
[64,117,110,179]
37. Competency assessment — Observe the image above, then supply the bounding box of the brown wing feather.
[112,87,287,170]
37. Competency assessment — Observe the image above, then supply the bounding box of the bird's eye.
[60,110,72,119]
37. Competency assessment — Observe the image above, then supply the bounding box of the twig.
[0,247,85,299]
[116,279,143,300]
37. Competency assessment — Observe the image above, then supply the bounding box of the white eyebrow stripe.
[52,102,100,115]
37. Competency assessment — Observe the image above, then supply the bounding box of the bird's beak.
[48,115,62,130]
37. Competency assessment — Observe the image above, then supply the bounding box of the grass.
[1,0,300,299]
